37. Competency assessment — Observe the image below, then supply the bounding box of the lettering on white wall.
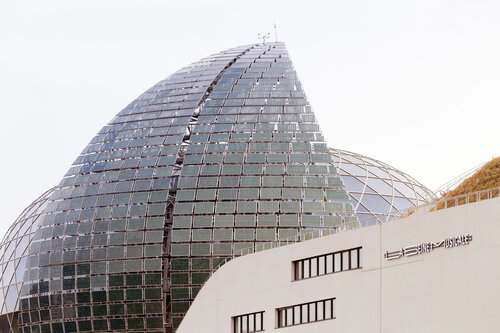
[384,234,472,260]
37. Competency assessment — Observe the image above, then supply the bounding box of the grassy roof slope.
[442,156,500,199]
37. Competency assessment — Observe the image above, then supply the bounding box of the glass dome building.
[0,189,54,316]
[330,148,436,224]
[0,42,434,333]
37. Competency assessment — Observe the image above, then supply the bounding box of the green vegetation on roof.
[441,156,500,199]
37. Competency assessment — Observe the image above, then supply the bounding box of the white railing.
[402,186,500,217]
[433,161,486,195]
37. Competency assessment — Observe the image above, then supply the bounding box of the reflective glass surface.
[0,42,355,332]
[330,148,436,223]
[0,43,438,333]
[0,188,53,321]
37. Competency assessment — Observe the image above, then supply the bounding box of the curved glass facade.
[0,42,436,333]
[0,189,54,317]
[330,148,436,223]
[0,42,359,333]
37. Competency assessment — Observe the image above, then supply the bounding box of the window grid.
[277,298,335,328]
[232,311,264,333]
[293,247,361,280]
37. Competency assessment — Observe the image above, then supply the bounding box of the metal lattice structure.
[330,148,436,224]
[0,42,359,333]
[0,188,54,330]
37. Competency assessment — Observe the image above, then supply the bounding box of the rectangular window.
[277,298,335,328]
[293,247,361,280]
[233,311,264,333]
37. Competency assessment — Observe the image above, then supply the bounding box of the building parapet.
[402,186,500,217]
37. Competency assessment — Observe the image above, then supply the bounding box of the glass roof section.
[330,148,436,225]
[0,188,53,319]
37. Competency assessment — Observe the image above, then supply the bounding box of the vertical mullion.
[332,252,335,273]
[349,249,352,270]
[285,307,288,327]
[358,248,361,268]
[301,259,304,279]
[340,251,343,271]
[323,300,326,320]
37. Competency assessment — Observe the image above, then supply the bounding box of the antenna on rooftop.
[273,20,278,42]
[258,33,271,44]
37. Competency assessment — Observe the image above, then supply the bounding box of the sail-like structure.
[0,42,362,332]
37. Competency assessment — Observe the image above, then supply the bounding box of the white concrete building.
[178,196,500,333]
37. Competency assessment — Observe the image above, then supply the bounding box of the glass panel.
[325,299,332,319]
[310,258,317,277]
[342,251,350,271]
[334,253,341,272]
[318,256,325,275]
[326,254,333,274]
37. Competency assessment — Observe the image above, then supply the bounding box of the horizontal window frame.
[232,310,265,333]
[293,246,362,281]
[276,297,335,328]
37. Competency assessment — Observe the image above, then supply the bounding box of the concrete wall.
[177,197,500,333]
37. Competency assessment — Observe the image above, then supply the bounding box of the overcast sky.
[1,0,500,237]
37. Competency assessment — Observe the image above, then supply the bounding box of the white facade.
[177,197,500,332]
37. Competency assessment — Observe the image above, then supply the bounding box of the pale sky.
[1,0,500,238]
